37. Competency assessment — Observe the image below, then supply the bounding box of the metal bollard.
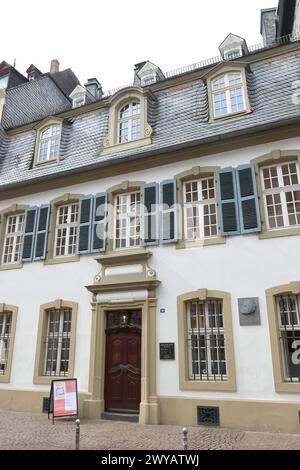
[182,427,188,450]
[75,418,80,450]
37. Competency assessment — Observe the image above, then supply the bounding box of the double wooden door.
[104,329,141,413]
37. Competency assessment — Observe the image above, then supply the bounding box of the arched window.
[211,72,245,118]
[37,124,61,163]
[118,101,141,144]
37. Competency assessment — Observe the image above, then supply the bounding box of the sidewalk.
[1,409,300,450]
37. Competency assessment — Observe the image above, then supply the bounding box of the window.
[118,101,141,143]
[276,295,300,382]
[54,204,79,257]
[183,177,218,240]
[2,214,24,264]
[187,300,227,381]
[0,311,12,376]
[114,192,141,249]
[224,47,243,60]
[0,75,8,90]
[37,125,61,163]
[211,72,245,118]
[261,161,300,230]
[44,307,72,377]
[34,300,77,385]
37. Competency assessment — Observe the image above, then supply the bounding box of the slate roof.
[0,45,300,191]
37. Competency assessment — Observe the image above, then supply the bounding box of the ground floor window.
[277,294,300,382]
[0,311,12,375]
[44,307,72,377]
[187,299,227,381]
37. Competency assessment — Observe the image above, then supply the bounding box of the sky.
[1,0,274,92]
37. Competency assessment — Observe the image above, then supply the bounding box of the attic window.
[0,75,8,90]
[223,47,243,60]
[141,73,158,86]
[118,101,141,143]
[211,72,246,118]
[34,122,62,166]
[73,95,86,108]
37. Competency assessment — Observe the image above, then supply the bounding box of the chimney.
[84,78,103,100]
[50,59,60,74]
[260,8,278,47]
[26,64,42,81]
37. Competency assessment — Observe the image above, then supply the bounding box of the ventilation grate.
[42,397,50,413]
[197,406,220,426]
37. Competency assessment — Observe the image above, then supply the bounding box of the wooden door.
[104,330,141,413]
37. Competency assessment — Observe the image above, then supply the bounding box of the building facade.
[1,3,300,433]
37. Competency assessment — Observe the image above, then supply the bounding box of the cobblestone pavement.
[1,409,300,450]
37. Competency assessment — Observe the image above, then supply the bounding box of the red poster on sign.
[50,379,78,419]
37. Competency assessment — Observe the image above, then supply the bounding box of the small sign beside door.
[159,343,175,360]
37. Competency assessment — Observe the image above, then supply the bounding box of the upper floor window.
[2,214,24,265]
[0,311,12,375]
[276,295,300,382]
[0,75,8,90]
[211,72,245,118]
[37,125,61,163]
[118,101,141,144]
[114,191,141,249]
[187,299,227,380]
[54,203,79,257]
[183,177,218,240]
[261,161,300,230]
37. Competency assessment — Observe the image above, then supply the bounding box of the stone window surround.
[44,193,83,266]
[251,150,300,240]
[175,166,226,249]
[101,87,153,155]
[177,289,236,391]
[206,64,251,123]
[32,117,63,168]
[106,181,145,253]
[0,303,18,383]
[0,204,29,271]
[33,299,78,385]
[266,282,300,393]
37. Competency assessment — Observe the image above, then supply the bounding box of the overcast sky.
[2,0,274,91]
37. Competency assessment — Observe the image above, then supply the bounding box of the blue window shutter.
[216,168,240,236]
[21,207,38,262]
[33,205,50,260]
[142,182,159,246]
[236,164,261,234]
[91,193,107,253]
[160,179,178,244]
[77,195,93,254]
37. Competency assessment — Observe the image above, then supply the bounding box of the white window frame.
[187,300,227,381]
[0,312,12,375]
[224,47,243,60]
[183,177,218,240]
[114,191,141,250]
[276,295,300,382]
[2,213,24,264]
[118,102,141,144]
[261,161,300,230]
[43,308,72,377]
[54,203,79,257]
[37,124,61,163]
[211,72,246,118]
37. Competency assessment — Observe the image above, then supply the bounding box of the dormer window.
[38,125,61,163]
[0,75,8,90]
[118,101,141,143]
[223,47,243,60]
[211,72,246,118]
[73,95,86,108]
[69,85,87,109]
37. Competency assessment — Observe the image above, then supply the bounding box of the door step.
[101,412,139,423]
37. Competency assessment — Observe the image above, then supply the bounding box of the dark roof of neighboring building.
[277,0,297,36]
[50,68,80,99]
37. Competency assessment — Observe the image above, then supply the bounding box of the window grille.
[44,308,72,377]
[277,295,300,382]
[187,300,227,381]
[0,312,12,375]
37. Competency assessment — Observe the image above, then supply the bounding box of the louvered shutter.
[160,179,178,244]
[34,205,50,260]
[77,196,93,254]
[91,193,107,253]
[217,168,240,235]
[142,182,159,246]
[236,164,261,233]
[21,207,38,261]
